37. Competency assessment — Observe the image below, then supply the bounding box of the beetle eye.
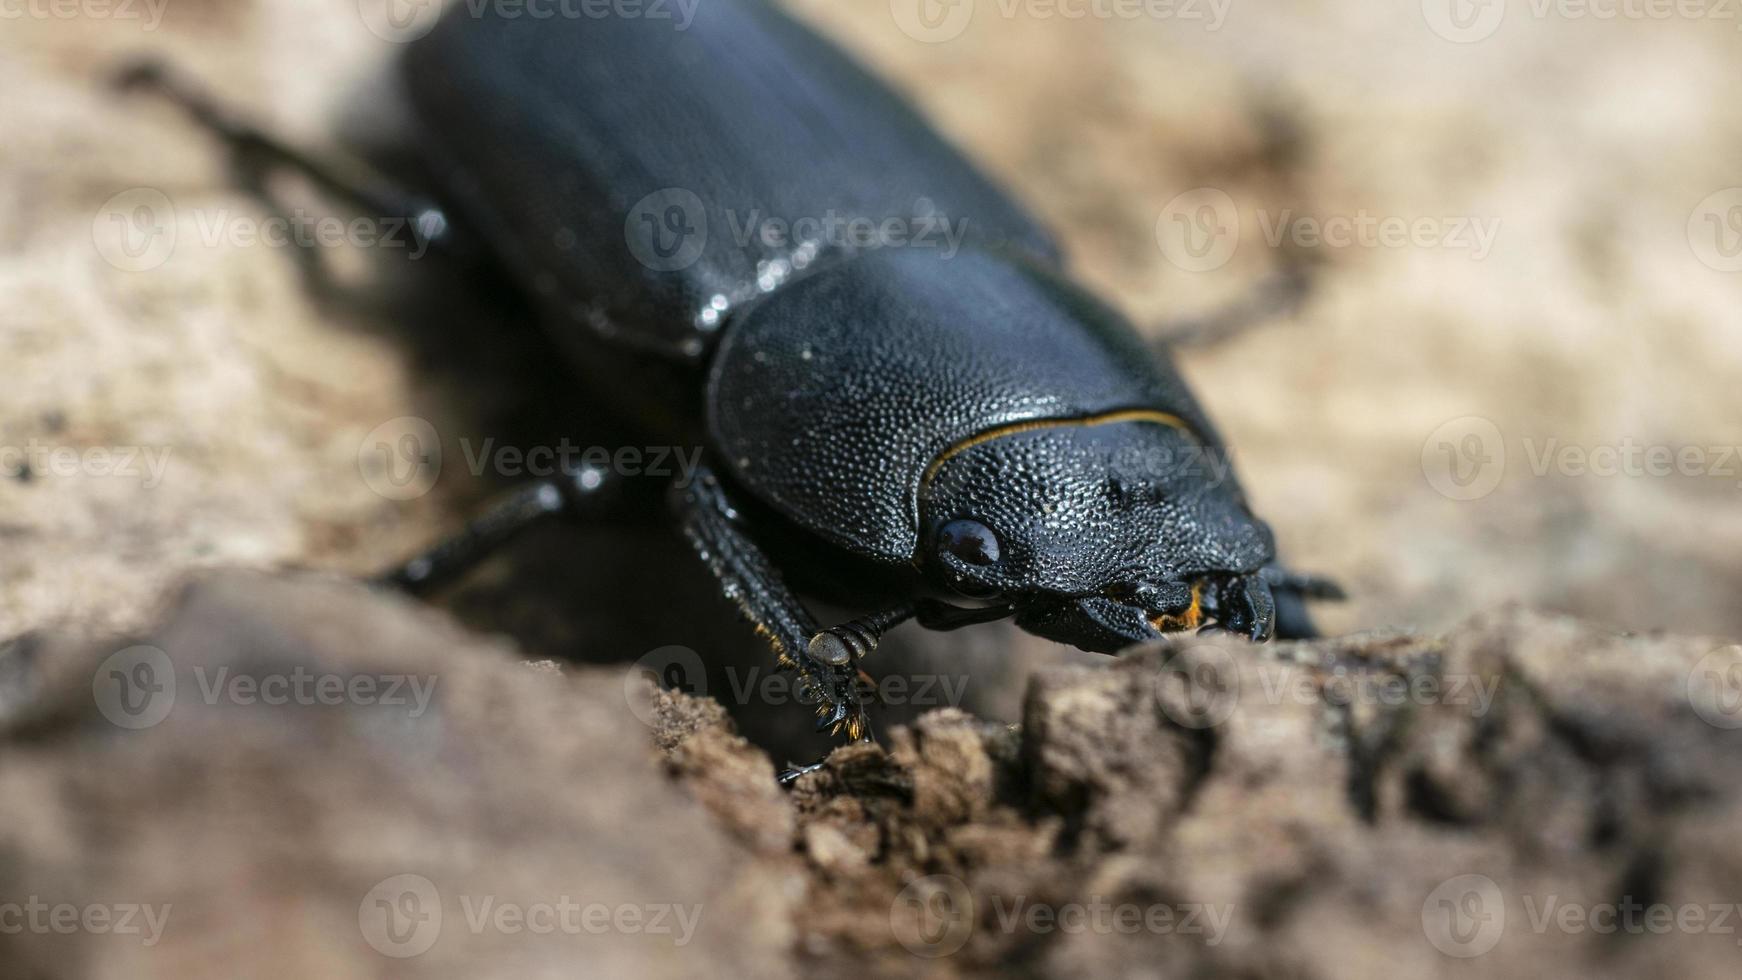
[937,519,1001,566]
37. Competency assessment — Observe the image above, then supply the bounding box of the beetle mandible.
[120,0,1341,776]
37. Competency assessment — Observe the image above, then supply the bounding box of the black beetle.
[120,0,1338,772]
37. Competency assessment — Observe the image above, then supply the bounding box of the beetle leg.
[1261,563,1346,640]
[776,759,828,786]
[1151,261,1314,348]
[1261,565,1347,601]
[672,466,872,744]
[1223,575,1278,642]
[112,59,459,257]
[377,463,621,596]
[806,606,918,667]
[913,599,1017,632]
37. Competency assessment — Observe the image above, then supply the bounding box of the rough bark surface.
[3,572,1737,977]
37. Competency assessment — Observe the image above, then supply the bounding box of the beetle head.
[918,414,1278,652]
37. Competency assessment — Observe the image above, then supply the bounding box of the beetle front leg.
[806,605,918,666]
[671,466,876,751]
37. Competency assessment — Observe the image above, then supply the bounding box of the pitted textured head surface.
[922,421,1274,598]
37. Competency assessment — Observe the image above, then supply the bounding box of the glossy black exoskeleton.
[119,0,1339,772]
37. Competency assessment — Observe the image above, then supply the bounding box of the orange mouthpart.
[1148,581,1205,633]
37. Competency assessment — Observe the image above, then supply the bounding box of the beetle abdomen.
[401,0,1059,360]
[707,248,1228,561]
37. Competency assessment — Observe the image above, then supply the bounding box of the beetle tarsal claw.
[815,700,849,732]
[1213,575,1276,642]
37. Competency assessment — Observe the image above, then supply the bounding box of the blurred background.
[2,0,1740,757]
